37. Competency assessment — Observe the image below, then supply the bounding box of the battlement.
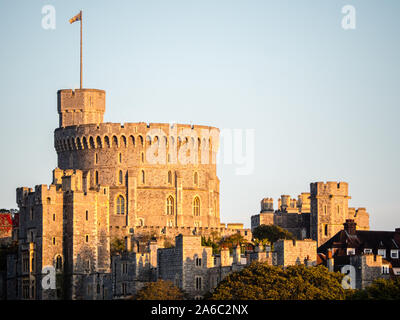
[54,122,220,154]
[310,181,349,197]
[58,89,106,128]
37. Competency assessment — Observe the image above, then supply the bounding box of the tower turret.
[57,89,105,127]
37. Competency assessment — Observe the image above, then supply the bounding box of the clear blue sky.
[0,0,399,230]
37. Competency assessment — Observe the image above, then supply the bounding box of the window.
[193,197,200,216]
[194,172,198,185]
[52,237,56,245]
[22,280,30,299]
[382,265,390,274]
[119,170,123,184]
[347,248,355,255]
[168,171,172,184]
[323,205,327,215]
[195,276,202,291]
[195,257,202,267]
[95,153,98,164]
[364,248,373,254]
[122,283,127,295]
[22,256,29,273]
[324,224,328,236]
[86,210,88,221]
[119,153,122,163]
[55,255,63,271]
[378,249,386,258]
[122,263,128,274]
[30,208,34,220]
[166,196,174,215]
[141,152,144,163]
[53,213,56,221]
[95,171,99,185]
[391,250,399,259]
[141,170,145,184]
[116,195,125,215]
[337,205,340,215]
[85,235,89,243]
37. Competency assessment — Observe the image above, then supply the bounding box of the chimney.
[343,219,357,235]
[327,249,334,272]
[233,245,241,264]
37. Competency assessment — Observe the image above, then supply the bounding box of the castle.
[251,182,370,246]
[4,88,373,300]
[6,88,250,300]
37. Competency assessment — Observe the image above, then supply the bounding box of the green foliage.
[134,280,184,300]
[219,233,248,250]
[252,224,295,246]
[163,239,174,248]
[201,236,220,254]
[110,238,126,255]
[348,278,400,300]
[209,262,346,300]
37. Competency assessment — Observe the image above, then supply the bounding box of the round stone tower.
[54,88,221,234]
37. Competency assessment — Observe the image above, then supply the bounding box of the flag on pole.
[69,12,82,24]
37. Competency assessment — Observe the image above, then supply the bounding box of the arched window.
[116,195,125,214]
[194,172,198,185]
[55,255,63,271]
[119,170,123,184]
[168,171,172,184]
[193,197,200,216]
[141,170,145,184]
[167,196,174,215]
[96,136,102,148]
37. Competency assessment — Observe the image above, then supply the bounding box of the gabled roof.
[318,230,400,254]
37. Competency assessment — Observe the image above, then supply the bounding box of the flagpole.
[80,10,83,89]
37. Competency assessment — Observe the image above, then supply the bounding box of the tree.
[110,238,126,255]
[252,224,294,247]
[219,233,248,249]
[134,280,184,300]
[201,236,220,254]
[348,278,400,300]
[209,262,346,300]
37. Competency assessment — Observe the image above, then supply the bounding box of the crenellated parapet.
[54,122,219,159]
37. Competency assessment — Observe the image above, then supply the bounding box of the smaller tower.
[57,89,105,127]
[310,181,351,246]
[260,198,274,212]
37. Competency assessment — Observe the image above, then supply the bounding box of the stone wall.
[274,239,317,267]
